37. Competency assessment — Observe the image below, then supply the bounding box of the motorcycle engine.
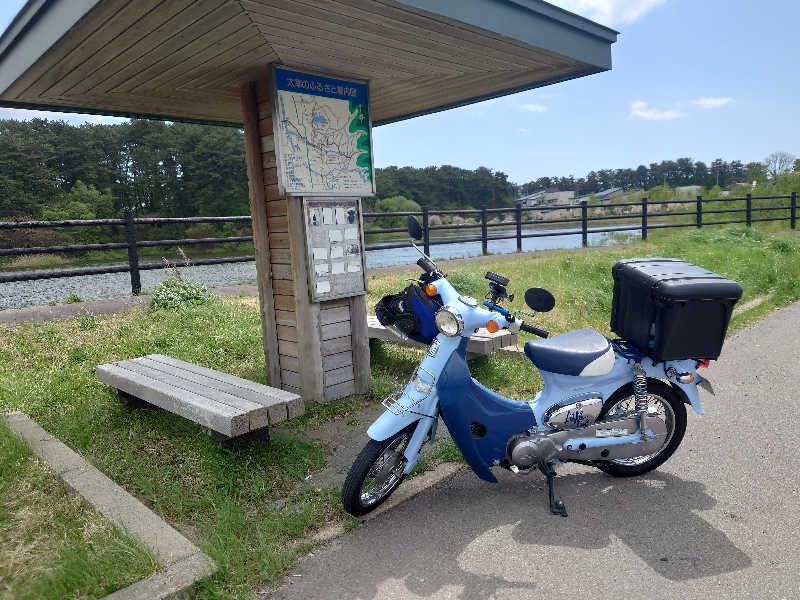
[506,432,558,469]
[505,397,604,469]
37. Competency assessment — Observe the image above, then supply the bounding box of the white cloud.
[519,127,529,133]
[520,103,547,113]
[0,107,127,125]
[548,0,665,26]
[692,97,735,109]
[629,100,683,120]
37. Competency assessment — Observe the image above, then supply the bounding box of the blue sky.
[1,0,798,183]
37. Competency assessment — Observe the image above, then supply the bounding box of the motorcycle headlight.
[434,307,464,337]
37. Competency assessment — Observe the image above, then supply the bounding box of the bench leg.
[204,427,270,448]
[118,390,151,409]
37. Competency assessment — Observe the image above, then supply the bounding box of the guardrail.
[1,192,796,295]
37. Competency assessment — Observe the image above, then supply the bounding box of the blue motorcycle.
[342,217,740,517]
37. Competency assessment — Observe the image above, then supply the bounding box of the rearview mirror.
[407,215,423,240]
[525,287,555,313]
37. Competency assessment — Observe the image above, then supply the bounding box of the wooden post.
[124,207,140,295]
[696,195,703,228]
[640,197,648,241]
[791,191,797,230]
[241,82,281,389]
[515,203,522,252]
[481,208,488,255]
[240,77,370,401]
[581,200,588,247]
[422,207,430,256]
[746,193,752,226]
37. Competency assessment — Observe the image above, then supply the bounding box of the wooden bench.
[96,354,303,443]
[367,315,517,355]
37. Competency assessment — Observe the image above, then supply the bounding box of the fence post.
[422,207,430,256]
[641,197,648,241]
[124,207,141,295]
[791,191,797,230]
[481,207,488,255]
[515,203,522,252]
[746,193,752,227]
[696,195,703,228]
[581,200,588,248]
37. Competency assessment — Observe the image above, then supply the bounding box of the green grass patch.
[0,420,157,600]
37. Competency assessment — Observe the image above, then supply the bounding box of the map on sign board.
[273,67,374,197]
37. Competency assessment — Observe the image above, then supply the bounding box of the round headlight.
[434,307,464,337]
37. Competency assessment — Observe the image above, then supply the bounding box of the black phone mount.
[485,271,513,304]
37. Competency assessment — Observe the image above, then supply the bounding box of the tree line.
[0,118,248,222]
[0,117,796,223]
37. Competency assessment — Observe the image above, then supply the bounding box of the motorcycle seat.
[524,328,614,376]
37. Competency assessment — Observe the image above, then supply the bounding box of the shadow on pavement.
[271,468,751,600]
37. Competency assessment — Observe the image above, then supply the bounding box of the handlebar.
[416,257,436,274]
[520,322,549,338]
[482,300,548,338]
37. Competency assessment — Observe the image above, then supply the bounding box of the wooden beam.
[241,81,281,388]
[286,196,325,401]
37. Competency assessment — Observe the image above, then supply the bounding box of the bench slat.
[120,360,270,431]
[366,316,516,355]
[134,356,284,410]
[96,364,249,437]
[146,355,298,404]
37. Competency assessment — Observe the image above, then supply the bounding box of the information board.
[304,198,367,301]
[273,66,375,197]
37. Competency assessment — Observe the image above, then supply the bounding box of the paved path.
[267,302,800,600]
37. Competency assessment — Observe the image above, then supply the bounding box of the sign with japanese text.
[273,67,374,197]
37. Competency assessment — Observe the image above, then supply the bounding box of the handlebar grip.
[417,257,435,274]
[520,322,549,338]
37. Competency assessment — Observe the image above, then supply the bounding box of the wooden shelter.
[0,0,617,401]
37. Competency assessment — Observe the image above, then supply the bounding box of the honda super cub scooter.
[342,216,741,517]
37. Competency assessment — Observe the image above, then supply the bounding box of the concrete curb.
[3,412,216,600]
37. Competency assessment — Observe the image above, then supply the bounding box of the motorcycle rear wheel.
[596,379,686,477]
[341,424,415,516]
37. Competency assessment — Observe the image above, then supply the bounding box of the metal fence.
[1,192,796,295]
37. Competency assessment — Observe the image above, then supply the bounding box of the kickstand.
[538,460,568,517]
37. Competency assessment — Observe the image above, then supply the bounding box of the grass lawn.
[1,225,798,599]
[0,420,157,600]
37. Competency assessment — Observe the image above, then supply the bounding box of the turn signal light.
[425,283,438,297]
[697,359,710,368]
[486,320,500,333]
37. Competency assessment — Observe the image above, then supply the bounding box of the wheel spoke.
[359,433,410,506]
[607,393,675,466]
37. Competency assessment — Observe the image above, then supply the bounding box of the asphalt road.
[268,301,800,600]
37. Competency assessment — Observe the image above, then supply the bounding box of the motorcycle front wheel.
[341,424,415,516]
[596,379,687,477]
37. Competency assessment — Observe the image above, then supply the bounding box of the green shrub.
[150,276,212,311]
[76,312,99,331]
[63,293,82,304]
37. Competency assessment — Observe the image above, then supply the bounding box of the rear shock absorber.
[632,362,649,438]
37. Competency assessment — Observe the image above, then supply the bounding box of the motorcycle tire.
[341,423,416,516]
[595,379,687,477]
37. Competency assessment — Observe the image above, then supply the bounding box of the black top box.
[610,258,742,361]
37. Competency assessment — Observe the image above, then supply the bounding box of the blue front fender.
[367,409,422,441]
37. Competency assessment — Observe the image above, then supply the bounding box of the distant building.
[516,188,575,209]
[575,186,624,202]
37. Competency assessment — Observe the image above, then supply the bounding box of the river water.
[0,226,637,310]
